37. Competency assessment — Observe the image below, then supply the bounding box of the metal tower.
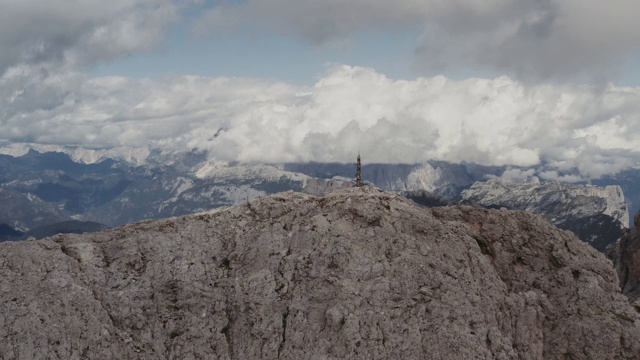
[355,153,362,187]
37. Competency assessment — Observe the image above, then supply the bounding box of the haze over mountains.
[0,144,635,254]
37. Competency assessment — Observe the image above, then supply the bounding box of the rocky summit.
[1,188,639,359]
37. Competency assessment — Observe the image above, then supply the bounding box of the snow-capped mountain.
[0,142,151,165]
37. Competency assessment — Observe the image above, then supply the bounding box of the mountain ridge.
[1,188,639,359]
[461,177,628,251]
[0,147,632,253]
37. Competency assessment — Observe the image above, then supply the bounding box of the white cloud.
[3,65,640,178]
[539,171,583,183]
[495,168,538,185]
[0,0,187,147]
[2,0,639,181]
[194,0,640,81]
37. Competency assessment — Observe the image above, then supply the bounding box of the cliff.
[462,178,629,251]
[1,188,639,359]
[607,212,640,305]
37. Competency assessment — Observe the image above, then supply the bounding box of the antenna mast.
[355,153,362,187]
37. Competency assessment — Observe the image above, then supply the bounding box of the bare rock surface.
[607,212,640,304]
[302,177,353,196]
[1,187,640,359]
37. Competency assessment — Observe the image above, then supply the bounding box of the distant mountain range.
[0,145,636,251]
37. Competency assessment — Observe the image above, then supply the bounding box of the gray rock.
[303,177,353,196]
[607,212,640,303]
[1,188,639,359]
[462,178,629,251]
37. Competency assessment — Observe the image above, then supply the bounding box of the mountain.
[78,163,310,226]
[284,161,504,199]
[0,150,311,228]
[0,147,632,253]
[0,142,151,166]
[607,212,640,306]
[0,149,129,221]
[0,187,68,231]
[594,170,640,224]
[1,188,639,359]
[22,220,109,240]
[461,177,628,251]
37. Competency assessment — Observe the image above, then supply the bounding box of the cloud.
[0,0,181,76]
[539,171,584,183]
[0,1,185,138]
[194,0,640,81]
[415,0,640,81]
[2,1,638,181]
[192,0,426,42]
[496,168,538,185]
[3,65,640,178]
[0,0,191,150]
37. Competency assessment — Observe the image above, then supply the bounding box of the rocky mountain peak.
[1,188,640,359]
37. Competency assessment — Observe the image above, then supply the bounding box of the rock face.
[403,189,453,208]
[462,178,629,251]
[607,213,640,304]
[1,188,639,359]
[302,177,353,196]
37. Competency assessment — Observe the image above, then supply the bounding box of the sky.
[2,0,640,178]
